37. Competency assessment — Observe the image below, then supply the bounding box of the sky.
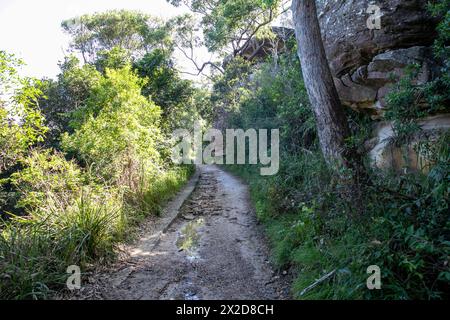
[0,0,196,79]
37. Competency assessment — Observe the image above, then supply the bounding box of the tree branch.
[175,43,224,75]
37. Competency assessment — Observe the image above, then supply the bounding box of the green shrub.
[38,55,101,145]
[61,66,164,184]
[42,187,125,263]
[0,51,48,175]
[10,149,84,211]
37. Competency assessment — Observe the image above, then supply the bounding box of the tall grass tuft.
[0,187,123,299]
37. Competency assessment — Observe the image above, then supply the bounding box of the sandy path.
[78,165,290,300]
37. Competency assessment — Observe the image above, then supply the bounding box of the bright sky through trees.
[0,0,189,79]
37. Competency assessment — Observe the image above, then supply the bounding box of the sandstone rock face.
[240,27,294,60]
[316,0,448,172]
[334,46,440,117]
[317,0,438,117]
[369,114,450,172]
[317,0,437,76]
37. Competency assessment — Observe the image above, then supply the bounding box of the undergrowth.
[0,164,193,299]
[226,132,449,299]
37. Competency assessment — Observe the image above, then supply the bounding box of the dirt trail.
[80,165,290,300]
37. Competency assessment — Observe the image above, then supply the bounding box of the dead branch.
[299,269,336,297]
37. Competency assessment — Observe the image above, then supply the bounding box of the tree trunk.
[291,0,353,170]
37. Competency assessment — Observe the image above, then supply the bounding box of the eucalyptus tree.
[291,0,352,168]
[167,0,290,75]
[291,0,364,205]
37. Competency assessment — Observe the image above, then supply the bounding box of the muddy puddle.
[176,218,204,260]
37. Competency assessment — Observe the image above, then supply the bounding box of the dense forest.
[0,0,449,300]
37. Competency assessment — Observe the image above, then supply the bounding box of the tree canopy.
[167,0,289,75]
[62,10,172,63]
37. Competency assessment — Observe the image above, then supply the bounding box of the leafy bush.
[10,149,84,211]
[1,52,49,218]
[384,0,450,144]
[0,107,26,174]
[134,49,198,130]
[0,51,48,175]
[384,65,427,143]
[39,56,101,145]
[61,65,164,184]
